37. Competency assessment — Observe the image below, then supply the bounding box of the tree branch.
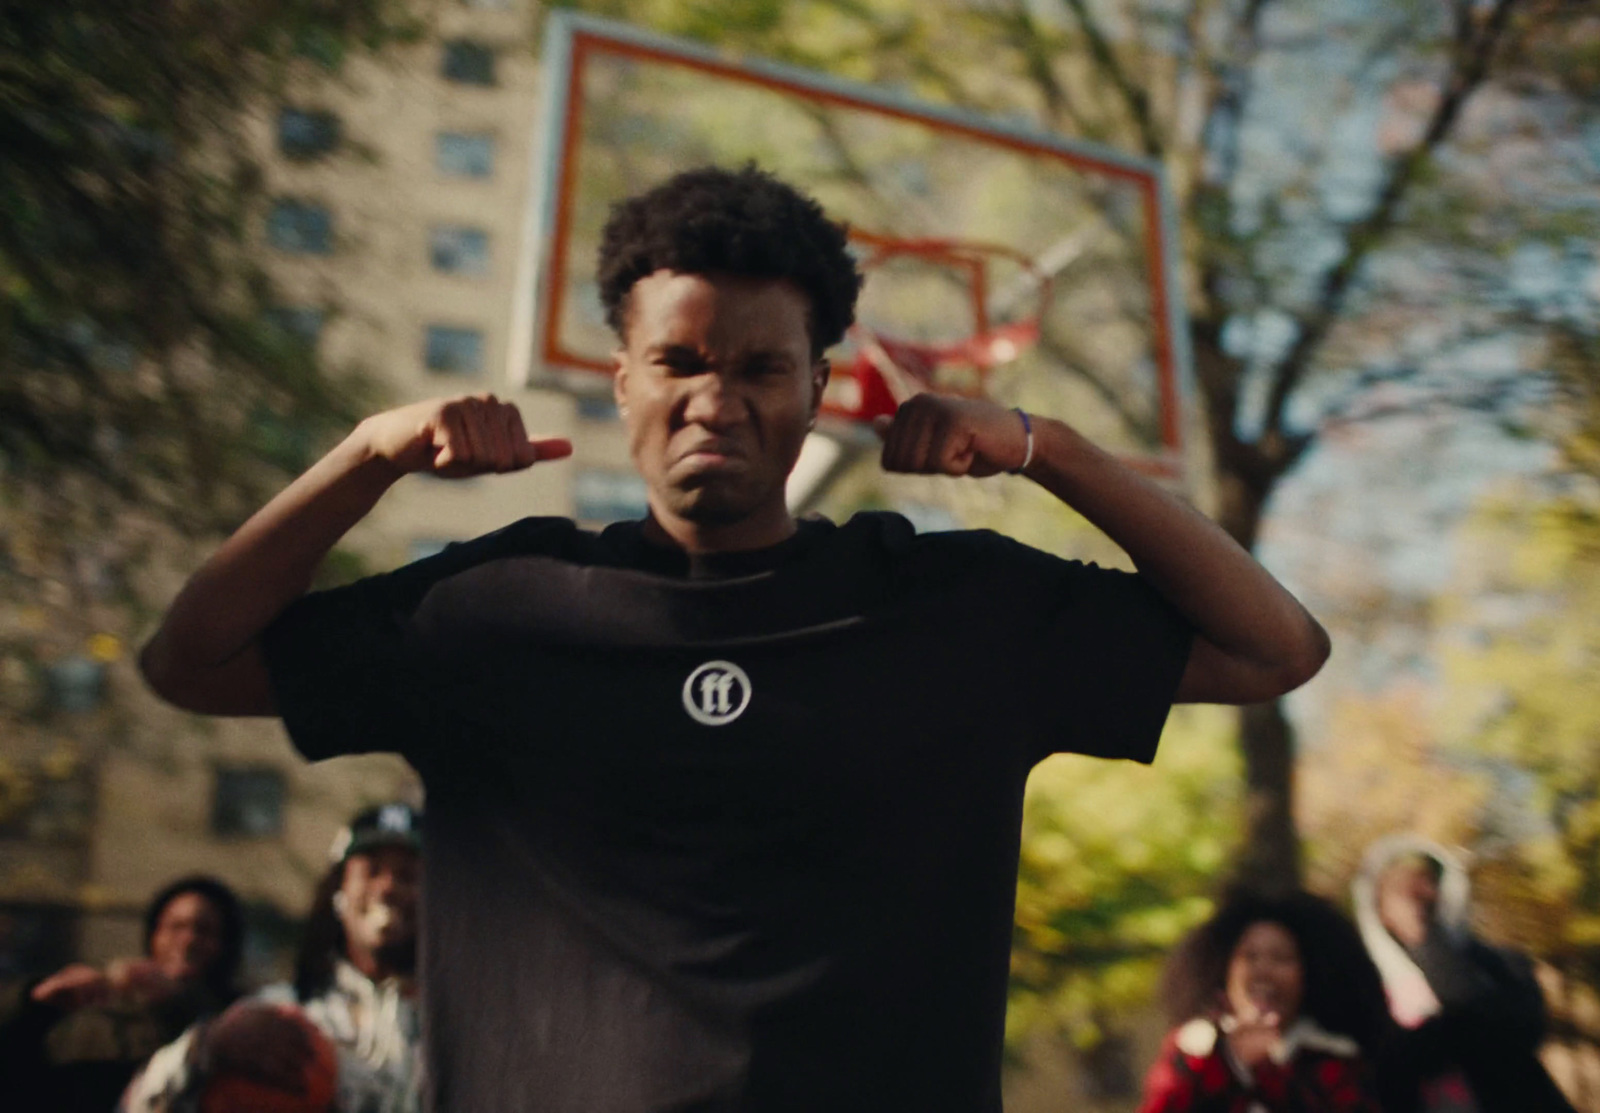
[1060,0,1164,157]
[994,1,1092,137]
[1260,0,1524,440]
[1198,0,1275,192]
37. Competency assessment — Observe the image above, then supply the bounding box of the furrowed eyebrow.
[745,349,796,367]
[644,345,797,370]
[647,343,708,360]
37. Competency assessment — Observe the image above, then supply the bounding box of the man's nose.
[682,371,745,426]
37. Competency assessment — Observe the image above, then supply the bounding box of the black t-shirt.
[262,512,1192,1113]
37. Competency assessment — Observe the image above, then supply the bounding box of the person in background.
[1139,890,1390,1113]
[1354,835,1574,1113]
[0,875,245,1113]
[126,802,423,1113]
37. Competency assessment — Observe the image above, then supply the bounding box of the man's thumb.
[528,437,574,461]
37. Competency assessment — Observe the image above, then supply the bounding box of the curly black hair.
[1160,888,1391,1052]
[142,874,246,1001]
[596,164,863,359]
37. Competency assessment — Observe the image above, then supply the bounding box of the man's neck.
[642,506,798,554]
[344,947,409,986]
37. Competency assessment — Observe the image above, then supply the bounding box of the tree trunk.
[1214,449,1303,896]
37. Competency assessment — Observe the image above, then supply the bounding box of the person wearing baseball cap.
[125,802,424,1113]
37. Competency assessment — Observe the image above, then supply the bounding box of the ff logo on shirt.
[682,660,752,726]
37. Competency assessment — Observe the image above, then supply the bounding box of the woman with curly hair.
[1138,890,1393,1113]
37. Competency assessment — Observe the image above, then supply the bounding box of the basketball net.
[824,231,1052,423]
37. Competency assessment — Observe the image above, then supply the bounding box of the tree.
[0,1,421,911]
[562,0,1599,891]
[1440,429,1600,972]
[0,0,418,534]
[1009,705,1239,1082]
[0,0,421,721]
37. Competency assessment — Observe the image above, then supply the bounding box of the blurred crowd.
[1,825,1576,1113]
[2,803,422,1113]
[1138,837,1574,1113]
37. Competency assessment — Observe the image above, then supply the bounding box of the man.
[1354,836,1574,1113]
[0,876,244,1113]
[125,803,424,1113]
[140,165,1329,1111]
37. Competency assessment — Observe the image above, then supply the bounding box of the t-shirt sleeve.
[991,537,1194,765]
[260,565,446,763]
[259,519,570,763]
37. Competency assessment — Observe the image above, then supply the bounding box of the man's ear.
[613,348,630,416]
[810,358,831,419]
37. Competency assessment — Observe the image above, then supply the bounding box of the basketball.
[199,1005,338,1113]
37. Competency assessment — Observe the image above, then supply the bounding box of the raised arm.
[140,395,571,715]
[876,396,1329,705]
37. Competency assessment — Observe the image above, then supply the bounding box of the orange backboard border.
[513,11,1194,482]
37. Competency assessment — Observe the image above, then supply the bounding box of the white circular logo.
[682,660,752,726]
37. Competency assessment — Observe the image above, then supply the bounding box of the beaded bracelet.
[1009,408,1035,474]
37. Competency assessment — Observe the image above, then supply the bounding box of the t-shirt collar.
[598,517,830,580]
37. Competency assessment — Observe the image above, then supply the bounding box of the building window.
[277,108,341,160]
[266,200,333,255]
[441,40,495,86]
[0,759,92,842]
[264,306,326,349]
[436,132,495,178]
[430,225,490,276]
[212,767,287,837]
[424,325,485,374]
[574,469,650,523]
[576,395,620,422]
[0,906,77,982]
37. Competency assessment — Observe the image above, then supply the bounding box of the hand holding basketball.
[873,395,1030,478]
[197,1002,338,1112]
[357,395,573,480]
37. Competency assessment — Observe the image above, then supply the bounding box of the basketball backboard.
[512,11,1193,483]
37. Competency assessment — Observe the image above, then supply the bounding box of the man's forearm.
[1022,416,1329,698]
[141,395,570,715]
[141,428,399,695]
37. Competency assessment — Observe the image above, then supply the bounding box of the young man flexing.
[141,166,1329,1112]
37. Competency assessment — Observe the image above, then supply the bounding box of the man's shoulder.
[834,510,1014,559]
[371,517,595,592]
[835,511,1073,582]
[427,517,591,565]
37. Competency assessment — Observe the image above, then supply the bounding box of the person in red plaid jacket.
[1139,891,1392,1113]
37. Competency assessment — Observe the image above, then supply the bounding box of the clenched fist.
[873,395,1030,478]
[357,395,573,480]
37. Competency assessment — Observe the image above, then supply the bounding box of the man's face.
[613,271,827,539]
[1377,860,1440,947]
[148,891,225,985]
[337,846,421,965]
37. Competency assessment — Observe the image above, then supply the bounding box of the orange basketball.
[199,1005,338,1113]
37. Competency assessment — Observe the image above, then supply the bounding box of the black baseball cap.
[328,802,423,864]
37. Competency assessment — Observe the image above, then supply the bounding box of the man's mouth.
[361,902,408,937]
[675,441,744,470]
